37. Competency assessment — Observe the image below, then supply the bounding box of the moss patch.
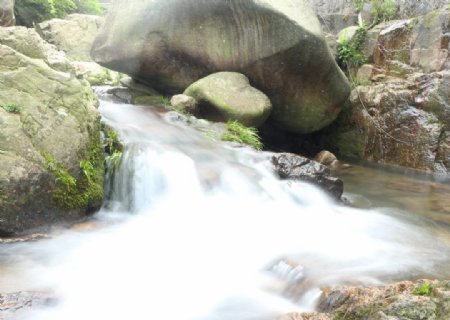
[221,120,263,150]
[43,132,104,210]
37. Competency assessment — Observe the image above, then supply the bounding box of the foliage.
[337,27,367,72]
[15,0,103,27]
[221,120,263,150]
[352,0,366,11]
[159,96,170,106]
[73,0,102,15]
[1,103,21,114]
[412,283,433,296]
[42,137,104,210]
[105,150,122,170]
[370,0,397,23]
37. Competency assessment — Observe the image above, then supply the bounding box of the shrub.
[1,103,21,113]
[73,0,103,15]
[412,283,433,296]
[371,0,397,23]
[15,0,102,27]
[337,27,367,71]
[221,120,263,150]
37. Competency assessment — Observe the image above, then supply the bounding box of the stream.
[1,96,450,320]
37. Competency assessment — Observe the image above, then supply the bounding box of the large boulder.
[0,26,72,72]
[183,72,272,127]
[37,14,104,61]
[0,42,104,235]
[91,0,350,134]
[0,0,14,26]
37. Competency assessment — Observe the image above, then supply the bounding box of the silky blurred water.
[1,99,450,320]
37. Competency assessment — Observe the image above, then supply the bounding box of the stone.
[170,94,198,115]
[184,72,272,127]
[37,14,104,61]
[314,150,338,167]
[0,291,55,319]
[0,26,72,72]
[72,61,121,85]
[300,279,450,320]
[0,0,14,26]
[374,19,415,67]
[272,153,344,200]
[91,0,350,134]
[0,43,104,235]
[318,75,449,174]
[410,9,450,73]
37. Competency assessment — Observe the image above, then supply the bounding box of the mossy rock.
[0,42,104,235]
[184,72,272,127]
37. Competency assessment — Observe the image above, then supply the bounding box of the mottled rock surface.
[91,0,350,134]
[184,72,272,127]
[272,153,344,199]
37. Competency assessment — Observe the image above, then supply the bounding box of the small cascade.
[2,99,450,320]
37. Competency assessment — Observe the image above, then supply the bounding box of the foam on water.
[4,100,448,320]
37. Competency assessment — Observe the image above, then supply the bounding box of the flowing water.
[2,97,450,320]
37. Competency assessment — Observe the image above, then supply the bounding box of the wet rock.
[0,41,104,235]
[314,150,338,168]
[0,291,55,319]
[272,153,344,200]
[72,61,121,86]
[298,279,450,320]
[184,72,272,127]
[91,0,350,134]
[37,14,104,61]
[170,94,198,115]
[0,0,15,26]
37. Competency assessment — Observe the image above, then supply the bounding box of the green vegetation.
[221,120,263,150]
[350,0,397,23]
[159,96,170,106]
[0,103,21,114]
[102,126,123,170]
[352,0,366,11]
[42,137,104,210]
[337,27,367,71]
[371,0,397,23]
[15,0,103,27]
[412,283,433,296]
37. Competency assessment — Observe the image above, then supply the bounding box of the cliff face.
[303,1,450,175]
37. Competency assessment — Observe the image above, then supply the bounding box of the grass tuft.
[221,120,263,150]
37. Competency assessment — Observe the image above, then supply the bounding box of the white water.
[4,100,450,319]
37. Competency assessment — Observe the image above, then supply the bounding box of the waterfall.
[8,99,450,320]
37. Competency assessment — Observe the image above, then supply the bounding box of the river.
[1,96,450,320]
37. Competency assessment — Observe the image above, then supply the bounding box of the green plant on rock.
[159,96,170,106]
[42,137,104,210]
[0,103,21,114]
[221,120,263,150]
[412,283,433,296]
[105,150,122,170]
[371,0,397,23]
[337,26,367,72]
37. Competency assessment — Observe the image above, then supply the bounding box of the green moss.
[221,120,263,150]
[42,130,104,210]
[412,283,433,296]
[337,27,367,72]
